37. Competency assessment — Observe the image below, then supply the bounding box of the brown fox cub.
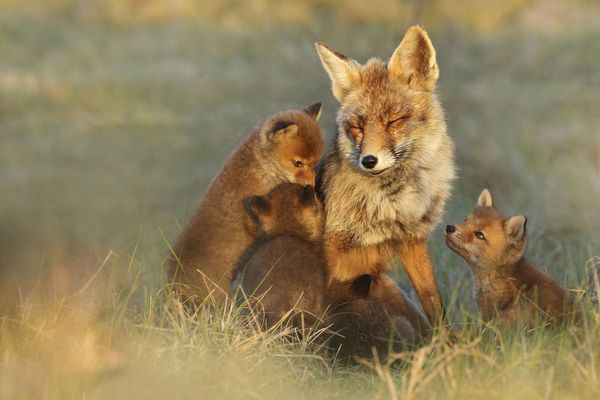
[315,25,455,323]
[326,274,421,362]
[169,104,324,304]
[445,189,578,325]
[233,183,327,329]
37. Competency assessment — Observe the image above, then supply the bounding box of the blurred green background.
[0,0,599,309]
[1,2,600,399]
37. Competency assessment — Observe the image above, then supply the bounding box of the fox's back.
[237,235,327,324]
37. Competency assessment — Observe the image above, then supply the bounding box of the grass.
[1,1,600,398]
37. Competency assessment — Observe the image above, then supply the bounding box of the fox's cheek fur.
[446,227,485,266]
[293,170,315,186]
[446,236,473,263]
[338,130,361,164]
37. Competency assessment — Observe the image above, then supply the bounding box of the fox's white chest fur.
[321,133,455,247]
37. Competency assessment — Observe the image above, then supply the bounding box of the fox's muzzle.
[357,150,395,175]
[295,170,316,186]
[360,155,378,170]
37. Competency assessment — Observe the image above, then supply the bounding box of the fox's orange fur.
[168,104,324,304]
[315,26,455,323]
[445,189,579,326]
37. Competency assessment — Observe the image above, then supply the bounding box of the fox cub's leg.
[397,241,444,325]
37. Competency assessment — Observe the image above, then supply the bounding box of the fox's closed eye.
[387,115,410,127]
[474,231,485,240]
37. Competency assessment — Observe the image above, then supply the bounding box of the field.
[1,1,600,398]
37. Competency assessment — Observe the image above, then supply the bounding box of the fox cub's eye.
[293,160,304,168]
[474,231,485,240]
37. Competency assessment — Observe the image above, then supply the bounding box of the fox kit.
[445,189,577,326]
[326,275,421,362]
[169,104,324,304]
[315,25,455,323]
[233,183,327,329]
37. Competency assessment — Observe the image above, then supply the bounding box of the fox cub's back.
[326,275,418,362]
[234,183,327,329]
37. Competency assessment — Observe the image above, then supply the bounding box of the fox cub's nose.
[361,155,378,169]
[445,225,456,233]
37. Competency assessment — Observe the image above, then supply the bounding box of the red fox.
[169,104,324,304]
[314,26,455,324]
[445,188,579,326]
[232,183,327,329]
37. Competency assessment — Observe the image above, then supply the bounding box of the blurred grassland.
[1,0,600,399]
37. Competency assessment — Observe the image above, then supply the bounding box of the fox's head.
[259,103,324,186]
[315,26,446,176]
[244,183,324,242]
[445,189,528,272]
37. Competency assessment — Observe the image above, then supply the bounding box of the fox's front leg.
[397,240,445,324]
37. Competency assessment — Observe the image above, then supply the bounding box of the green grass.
[1,1,600,398]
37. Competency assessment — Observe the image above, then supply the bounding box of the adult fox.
[315,26,455,324]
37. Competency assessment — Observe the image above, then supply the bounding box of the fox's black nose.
[361,155,378,169]
[445,225,456,233]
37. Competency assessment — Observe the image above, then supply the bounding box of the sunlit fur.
[233,183,327,329]
[315,26,455,323]
[169,105,324,304]
[326,65,455,246]
[445,189,579,326]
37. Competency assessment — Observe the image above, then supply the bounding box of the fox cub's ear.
[476,188,494,208]
[388,25,439,91]
[304,102,323,121]
[298,185,316,207]
[504,215,527,243]
[244,196,271,228]
[314,42,361,102]
[269,120,298,140]
[351,274,373,298]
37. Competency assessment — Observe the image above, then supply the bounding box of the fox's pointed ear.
[388,25,439,91]
[477,188,494,208]
[304,102,322,121]
[298,185,316,207]
[244,196,271,228]
[505,215,527,243]
[315,42,361,102]
[351,274,372,298]
[269,120,298,140]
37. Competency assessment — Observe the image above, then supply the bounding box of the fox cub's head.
[445,189,527,271]
[258,103,324,186]
[315,26,446,176]
[244,183,324,242]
